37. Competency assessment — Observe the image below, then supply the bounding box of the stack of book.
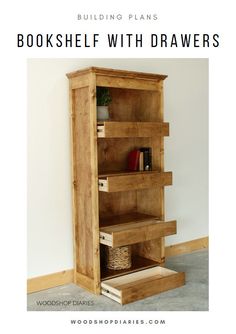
[127,147,152,171]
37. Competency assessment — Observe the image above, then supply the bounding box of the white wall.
[27,59,208,278]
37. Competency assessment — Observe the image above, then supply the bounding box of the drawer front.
[97,122,169,138]
[100,220,176,247]
[98,171,172,192]
[101,266,185,304]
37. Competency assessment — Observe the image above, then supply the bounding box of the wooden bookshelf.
[66,67,185,304]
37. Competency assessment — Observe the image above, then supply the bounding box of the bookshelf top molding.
[66,66,168,81]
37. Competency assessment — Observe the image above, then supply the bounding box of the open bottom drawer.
[101,266,185,304]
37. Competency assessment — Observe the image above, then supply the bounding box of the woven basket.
[106,246,132,270]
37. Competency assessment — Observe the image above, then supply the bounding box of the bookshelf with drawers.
[66,67,185,305]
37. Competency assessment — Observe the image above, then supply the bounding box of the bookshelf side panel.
[71,81,100,294]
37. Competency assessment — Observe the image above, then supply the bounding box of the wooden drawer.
[98,171,172,192]
[100,217,176,247]
[101,266,185,304]
[97,121,169,138]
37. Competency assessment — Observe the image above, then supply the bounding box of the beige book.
[139,151,144,171]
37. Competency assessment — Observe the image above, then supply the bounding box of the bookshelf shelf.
[97,121,169,138]
[99,212,158,227]
[98,170,161,177]
[67,66,185,304]
[101,255,160,280]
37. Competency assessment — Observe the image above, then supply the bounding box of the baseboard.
[165,236,208,257]
[27,269,74,294]
[27,236,208,294]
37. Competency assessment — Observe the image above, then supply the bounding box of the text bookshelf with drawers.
[66,67,185,305]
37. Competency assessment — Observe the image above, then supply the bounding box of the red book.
[127,149,140,171]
